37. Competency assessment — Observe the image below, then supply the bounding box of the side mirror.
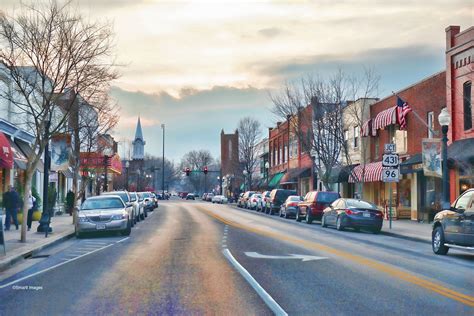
[126,203,132,208]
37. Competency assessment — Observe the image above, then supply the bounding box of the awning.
[60,167,75,178]
[9,138,28,170]
[448,138,474,165]
[0,132,13,169]
[361,119,373,137]
[348,161,383,183]
[280,168,311,184]
[268,172,285,188]
[372,106,396,135]
[400,153,423,174]
[15,140,44,172]
[80,152,122,175]
[239,183,244,190]
[328,164,357,183]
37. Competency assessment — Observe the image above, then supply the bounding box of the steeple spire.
[134,116,144,141]
[132,116,146,160]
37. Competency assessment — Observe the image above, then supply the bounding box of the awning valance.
[9,138,28,170]
[15,140,44,172]
[372,107,396,135]
[349,161,383,183]
[328,164,357,183]
[280,168,311,184]
[0,132,13,169]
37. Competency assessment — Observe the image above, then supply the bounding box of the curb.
[381,231,431,244]
[0,230,75,272]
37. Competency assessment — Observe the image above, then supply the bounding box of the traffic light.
[185,167,191,176]
[203,166,208,174]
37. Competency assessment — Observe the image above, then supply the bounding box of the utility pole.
[161,124,165,198]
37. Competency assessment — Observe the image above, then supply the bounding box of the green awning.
[268,172,285,188]
[239,183,244,190]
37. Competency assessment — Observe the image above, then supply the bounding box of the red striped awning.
[361,119,373,137]
[0,132,13,169]
[349,161,383,183]
[372,106,396,135]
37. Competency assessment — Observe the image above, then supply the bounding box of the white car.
[248,193,262,210]
[212,195,228,204]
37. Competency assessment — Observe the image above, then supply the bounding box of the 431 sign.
[382,153,399,167]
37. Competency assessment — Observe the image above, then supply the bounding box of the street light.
[265,161,270,189]
[438,107,451,209]
[125,160,130,191]
[103,147,113,192]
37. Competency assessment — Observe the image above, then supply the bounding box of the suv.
[432,189,474,255]
[268,189,297,215]
[297,191,340,224]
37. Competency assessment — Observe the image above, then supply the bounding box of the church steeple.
[132,117,146,160]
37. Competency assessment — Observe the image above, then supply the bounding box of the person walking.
[3,186,20,231]
[26,190,37,231]
[66,190,74,216]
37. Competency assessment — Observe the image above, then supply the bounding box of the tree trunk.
[20,168,34,242]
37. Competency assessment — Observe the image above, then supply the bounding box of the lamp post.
[243,169,248,192]
[217,176,223,195]
[438,108,451,209]
[125,160,130,191]
[37,120,52,235]
[161,124,165,198]
[136,169,141,191]
[265,161,270,189]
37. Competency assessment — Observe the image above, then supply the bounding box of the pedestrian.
[66,190,74,216]
[3,186,20,231]
[26,190,37,231]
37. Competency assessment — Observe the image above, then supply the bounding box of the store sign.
[50,134,71,171]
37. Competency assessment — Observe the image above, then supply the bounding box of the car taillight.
[375,211,383,217]
[288,202,298,207]
[345,209,354,215]
[252,198,257,202]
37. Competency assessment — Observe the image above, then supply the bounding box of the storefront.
[448,138,474,197]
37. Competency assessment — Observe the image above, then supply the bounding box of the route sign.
[384,143,396,153]
[382,153,400,167]
[382,167,400,182]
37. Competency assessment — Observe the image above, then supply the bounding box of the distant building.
[220,129,241,197]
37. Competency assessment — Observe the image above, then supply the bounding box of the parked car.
[186,193,196,200]
[102,191,135,226]
[248,193,262,210]
[150,192,159,208]
[241,191,256,209]
[258,191,271,212]
[202,193,208,200]
[205,193,215,202]
[129,191,144,223]
[137,192,153,215]
[268,189,297,215]
[321,198,383,233]
[237,193,245,207]
[280,195,303,218]
[432,189,474,255]
[212,195,228,204]
[296,191,341,224]
[75,195,132,237]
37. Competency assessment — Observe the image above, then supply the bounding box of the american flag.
[396,96,412,129]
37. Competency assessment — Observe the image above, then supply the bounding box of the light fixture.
[438,107,451,127]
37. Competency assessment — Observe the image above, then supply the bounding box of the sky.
[4,0,473,162]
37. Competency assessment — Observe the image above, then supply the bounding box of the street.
[0,199,473,315]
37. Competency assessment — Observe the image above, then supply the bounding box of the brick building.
[220,129,241,197]
[445,25,474,199]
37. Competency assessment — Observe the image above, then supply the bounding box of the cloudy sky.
[5,0,472,161]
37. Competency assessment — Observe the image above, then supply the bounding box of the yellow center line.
[198,206,474,307]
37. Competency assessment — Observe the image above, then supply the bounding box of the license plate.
[363,212,371,218]
[96,224,106,230]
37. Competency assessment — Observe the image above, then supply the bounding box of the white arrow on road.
[244,252,328,262]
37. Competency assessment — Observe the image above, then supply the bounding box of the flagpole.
[392,91,439,136]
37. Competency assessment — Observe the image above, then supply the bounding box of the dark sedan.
[321,198,383,233]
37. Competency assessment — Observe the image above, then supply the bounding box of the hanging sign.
[422,138,442,178]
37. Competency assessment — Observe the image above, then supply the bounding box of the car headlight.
[78,216,89,222]
[111,214,127,220]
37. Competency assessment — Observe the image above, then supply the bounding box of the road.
[0,199,473,315]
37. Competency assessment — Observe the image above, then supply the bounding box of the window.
[427,112,434,138]
[464,81,472,131]
[344,130,349,149]
[353,126,359,148]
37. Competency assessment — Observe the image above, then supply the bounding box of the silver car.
[102,191,135,226]
[75,195,132,238]
[129,192,145,222]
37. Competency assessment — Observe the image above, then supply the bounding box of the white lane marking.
[0,237,129,289]
[245,252,328,262]
[223,249,288,316]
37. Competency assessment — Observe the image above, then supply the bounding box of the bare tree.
[0,1,118,241]
[180,149,215,193]
[238,117,262,190]
[141,154,181,191]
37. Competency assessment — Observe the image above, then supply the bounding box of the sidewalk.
[381,219,432,243]
[0,213,75,272]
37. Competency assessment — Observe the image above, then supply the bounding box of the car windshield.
[104,192,129,203]
[81,197,124,210]
[288,196,302,201]
[316,192,339,203]
[346,199,378,210]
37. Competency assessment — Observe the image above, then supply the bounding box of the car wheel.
[336,216,344,231]
[141,212,145,220]
[432,226,449,255]
[306,212,313,224]
[75,228,83,239]
[321,215,327,228]
[284,212,289,219]
[121,221,132,236]
[371,227,381,234]
[295,210,302,222]
[145,210,148,217]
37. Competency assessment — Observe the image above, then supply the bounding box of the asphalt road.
[0,199,473,315]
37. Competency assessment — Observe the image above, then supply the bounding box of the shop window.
[464,81,472,130]
[427,112,434,138]
[398,179,411,208]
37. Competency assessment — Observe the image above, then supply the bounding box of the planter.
[32,210,41,221]
[17,213,23,223]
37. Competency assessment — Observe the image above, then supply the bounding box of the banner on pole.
[422,138,442,178]
[50,134,71,171]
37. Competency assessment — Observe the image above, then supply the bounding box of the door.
[461,194,474,245]
[445,190,473,244]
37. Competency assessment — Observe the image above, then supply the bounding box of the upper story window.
[464,81,472,131]
[427,111,434,138]
[344,130,349,149]
[353,126,359,149]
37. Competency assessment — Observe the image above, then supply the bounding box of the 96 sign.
[382,168,399,182]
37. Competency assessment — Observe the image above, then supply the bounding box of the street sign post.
[383,144,399,229]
